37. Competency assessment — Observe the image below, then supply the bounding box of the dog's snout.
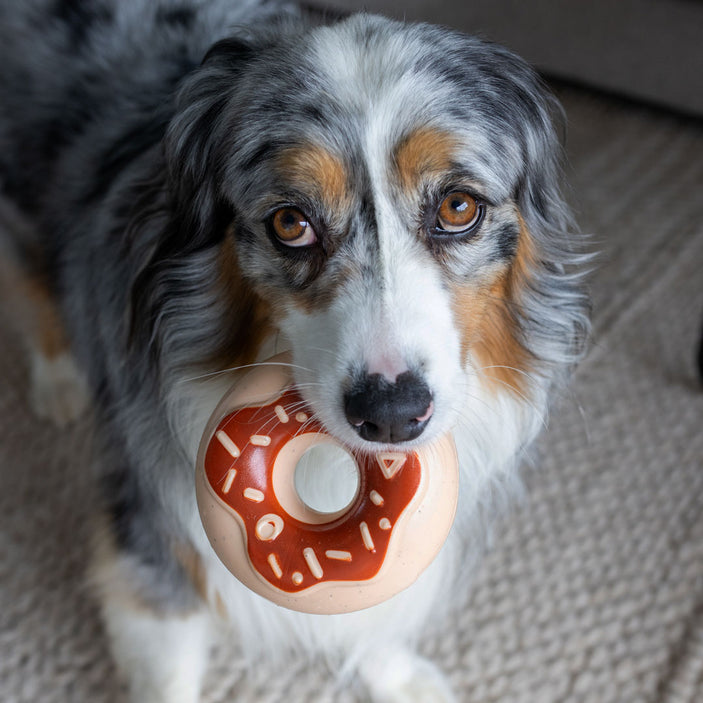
[343,371,433,444]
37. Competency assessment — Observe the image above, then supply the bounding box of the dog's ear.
[511,81,592,369]
[513,88,572,247]
[127,38,259,355]
[161,37,259,257]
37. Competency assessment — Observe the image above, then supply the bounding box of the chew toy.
[195,355,459,614]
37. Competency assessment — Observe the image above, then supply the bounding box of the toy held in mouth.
[195,354,459,614]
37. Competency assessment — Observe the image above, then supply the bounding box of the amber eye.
[270,207,317,247]
[435,192,482,233]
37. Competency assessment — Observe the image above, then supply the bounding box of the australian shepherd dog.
[0,1,589,700]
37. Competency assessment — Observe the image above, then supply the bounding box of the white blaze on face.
[279,137,465,452]
[360,112,464,430]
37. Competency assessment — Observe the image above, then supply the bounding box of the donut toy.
[195,354,459,614]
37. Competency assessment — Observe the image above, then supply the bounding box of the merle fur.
[0,0,589,625]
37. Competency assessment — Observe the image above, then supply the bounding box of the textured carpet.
[1,85,702,703]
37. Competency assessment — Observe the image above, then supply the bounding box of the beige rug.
[1,84,702,702]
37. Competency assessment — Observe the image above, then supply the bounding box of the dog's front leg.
[357,645,457,703]
[0,212,89,427]
[91,522,213,703]
[101,601,211,703]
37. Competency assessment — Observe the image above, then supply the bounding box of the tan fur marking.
[23,277,67,357]
[175,542,232,620]
[89,514,161,615]
[213,590,228,620]
[272,145,357,315]
[211,232,275,370]
[0,257,68,358]
[173,541,209,604]
[393,129,457,191]
[452,214,536,397]
[277,145,351,211]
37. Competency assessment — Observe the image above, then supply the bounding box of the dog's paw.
[358,647,456,703]
[29,350,90,426]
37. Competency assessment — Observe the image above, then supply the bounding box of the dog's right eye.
[270,208,317,247]
[434,192,482,234]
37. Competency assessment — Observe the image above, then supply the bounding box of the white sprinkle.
[295,412,308,423]
[267,553,283,579]
[303,547,323,579]
[379,518,392,531]
[222,469,237,494]
[325,550,352,561]
[376,452,407,480]
[255,514,284,541]
[274,405,289,423]
[250,434,272,446]
[243,487,265,502]
[292,572,304,586]
[216,430,240,458]
[360,521,375,551]
[369,490,384,506]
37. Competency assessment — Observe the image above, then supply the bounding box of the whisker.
[472,368,548,431]
[289,382,325,391]
[478,364,539,383]
[447,402,493,438]
[181,360,315,384]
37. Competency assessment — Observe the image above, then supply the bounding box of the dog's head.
[141,15,588,456]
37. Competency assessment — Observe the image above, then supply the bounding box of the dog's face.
[159,16,585,455]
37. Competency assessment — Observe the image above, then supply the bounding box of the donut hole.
[293,443,360,516]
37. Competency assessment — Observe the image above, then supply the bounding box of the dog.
[0,1,590,701]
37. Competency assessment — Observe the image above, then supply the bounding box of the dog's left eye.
[270,208,317,247]
[433,192,483,234]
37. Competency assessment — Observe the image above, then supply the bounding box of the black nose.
[343,371,434,443]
